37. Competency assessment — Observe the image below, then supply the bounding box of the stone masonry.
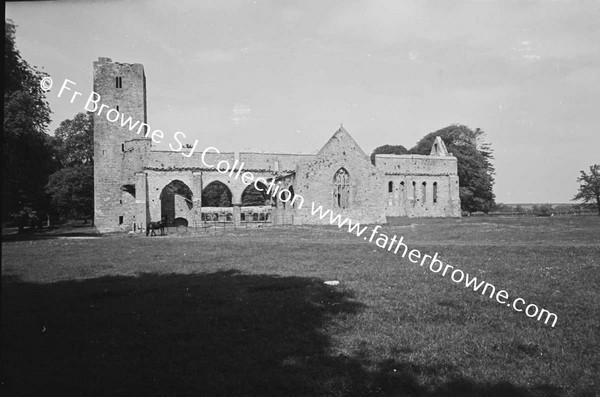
[93,58,461,233]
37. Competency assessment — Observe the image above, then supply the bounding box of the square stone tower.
[93,57,150,232]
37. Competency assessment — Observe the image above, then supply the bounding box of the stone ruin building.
[93,58,461,233]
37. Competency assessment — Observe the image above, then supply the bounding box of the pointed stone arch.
[202,181,233,207]
[241,180,269,206]
[160,180,193,224]
[333,167,351,209]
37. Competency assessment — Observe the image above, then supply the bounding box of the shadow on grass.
[1,227,101,242]
[1,271,562,396]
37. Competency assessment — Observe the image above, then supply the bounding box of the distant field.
[2,216,599,396]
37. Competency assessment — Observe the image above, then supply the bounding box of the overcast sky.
[6,0,600,203]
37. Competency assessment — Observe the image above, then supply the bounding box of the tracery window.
[333,168,350,209]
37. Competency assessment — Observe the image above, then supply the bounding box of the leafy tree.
[45,113,95,221]
[202,182,232,207]
[410,124,496,214]
[46,165,94,221]
[241,183,269,206]
[3,20,55,220]
[370,144,409,165]
[53,112,93,167]
[219,190,232,207]
[572,164,600,216]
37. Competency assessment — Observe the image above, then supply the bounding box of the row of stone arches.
[388,180,439,206]
[158,179,296,225]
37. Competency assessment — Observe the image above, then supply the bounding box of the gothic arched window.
[333,168,350,209]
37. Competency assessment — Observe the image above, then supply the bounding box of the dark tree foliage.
[370,144,409,165]
[202,182,232,207]
[410,124,496,214]
[53,112,94,167]
[241,182,269,206]
[46,165,94,221]
[3,20,56,220]
[572,164,600,216]
[45,113,95,221]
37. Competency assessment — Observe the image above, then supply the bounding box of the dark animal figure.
[146,221,164,236]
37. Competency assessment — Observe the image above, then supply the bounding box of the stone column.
[192,171,203,225]
[135,172,148,232]
[233,204,241,227]
[192,172,203,207]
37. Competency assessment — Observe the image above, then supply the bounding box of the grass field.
[2,216,599,396]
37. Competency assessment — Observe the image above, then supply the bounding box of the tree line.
[3,20,93,229]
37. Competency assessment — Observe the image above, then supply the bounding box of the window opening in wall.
[116,105,119,111]
[118,216,123,225]
[333,168,350,209]
[388,181,393,193]
[289,186,296,208]
[422,182,427,203]
[121,144,124,152]
[116,76,122,88]
[433,182,438,204]
[412,181,417,202]
[400,181,405,200]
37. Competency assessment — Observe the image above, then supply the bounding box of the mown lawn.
[2,216,599,396]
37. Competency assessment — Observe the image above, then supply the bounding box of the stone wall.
[383,175,460,217]
[294,128,387,225]
[376,154,460,218]
[93,57,151,232]
[146,150,313,172]
[374,154,458,176]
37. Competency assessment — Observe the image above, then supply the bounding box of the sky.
[6,0,600,203]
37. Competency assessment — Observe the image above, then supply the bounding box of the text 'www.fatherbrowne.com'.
[309,202,558,328]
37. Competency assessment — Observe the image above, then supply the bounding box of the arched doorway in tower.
[160,180,193,226]
[240,180,271,223]
[201,181,233,222]
[120,184,136,228]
